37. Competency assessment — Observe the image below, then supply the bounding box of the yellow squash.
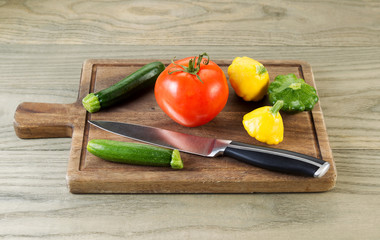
[242,100,284,145]
[228,56,269,101]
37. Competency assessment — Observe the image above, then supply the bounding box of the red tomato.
[155,54,229,127]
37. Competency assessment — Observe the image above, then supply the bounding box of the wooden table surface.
[1,1,379,239]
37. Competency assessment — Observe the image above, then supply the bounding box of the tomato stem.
[168,53,210,83]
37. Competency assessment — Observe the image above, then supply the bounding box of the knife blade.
[88,120,330,178]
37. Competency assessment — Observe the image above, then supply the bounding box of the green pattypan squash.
[268,74,319,112]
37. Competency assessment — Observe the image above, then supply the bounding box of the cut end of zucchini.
[82,93,101,113]
[170,149,183,169]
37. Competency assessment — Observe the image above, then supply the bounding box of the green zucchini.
[87,139,183,169]
[82,61,165,113]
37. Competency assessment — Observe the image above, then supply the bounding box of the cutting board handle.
[14,102,81,139]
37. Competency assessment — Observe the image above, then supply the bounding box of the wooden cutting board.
[14,59,337,193]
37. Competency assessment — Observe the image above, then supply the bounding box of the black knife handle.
[224,141,330,177]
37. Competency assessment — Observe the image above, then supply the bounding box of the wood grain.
[0,0,379,47]
[2,44,379,149]
[1,44,379,237]
[13,59,336,193]
[1,0,380,238]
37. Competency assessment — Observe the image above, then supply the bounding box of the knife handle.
[224,141,330,177]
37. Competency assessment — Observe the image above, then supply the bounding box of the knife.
[88,120,330,177]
